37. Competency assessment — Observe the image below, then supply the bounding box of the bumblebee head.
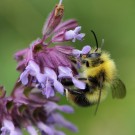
[80,30,105,67]
[87,52,101,59]
[81,51,102,68]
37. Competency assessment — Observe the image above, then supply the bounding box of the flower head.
[19,42,79,98]
[0,82,77,135]
[9,0,93,134]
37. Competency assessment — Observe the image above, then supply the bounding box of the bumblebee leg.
[64,88,83,95]
[94,73,104,115]
[78,78,87,81]
[64,88,93,107]
[61,78,74,86]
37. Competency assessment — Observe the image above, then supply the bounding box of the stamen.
[58,0,63,7]
[55,0,64,17]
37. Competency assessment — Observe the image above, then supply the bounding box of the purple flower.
[42,0,64,37]
[58,66,86,89]
[52,19,78,42]
[72,45,91,57]
[26,126,38,135]
[16,39,76,72]
[14,48,29,71]
[0,82,77,135]
[65,26,85,42]
[20,60,41,85]
[49,113,78,132]
[18,36,85,99]
[2,0,95,135]
[20,60,64,98]
[45,101,74,114]
[1,119,22,135]
[14,38,42,72]
[37,122,54,135]
[52,29,66,42]
[42,67,64,98]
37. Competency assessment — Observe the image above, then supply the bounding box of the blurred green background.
[0,0,135,135]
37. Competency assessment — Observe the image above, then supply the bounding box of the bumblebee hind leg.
[64,88,93,107]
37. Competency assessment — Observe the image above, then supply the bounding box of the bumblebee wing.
[111,78,126,99]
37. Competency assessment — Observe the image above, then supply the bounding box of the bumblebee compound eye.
[81,60,90,67]
[87,53,101,59]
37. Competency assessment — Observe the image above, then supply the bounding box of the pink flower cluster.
[0,0,91,135]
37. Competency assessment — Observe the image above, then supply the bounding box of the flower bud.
[42,1,64,37]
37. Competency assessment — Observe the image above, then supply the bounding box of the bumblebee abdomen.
[86,89,108,104]
[65,86,108,107]
[73,94,93,107]
[65,89,94,107]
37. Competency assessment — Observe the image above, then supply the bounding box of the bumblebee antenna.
[91,30,99,52]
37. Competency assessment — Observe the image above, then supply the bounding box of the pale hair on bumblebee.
[63,30,126,115]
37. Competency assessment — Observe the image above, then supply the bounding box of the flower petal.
[26,125,38,135]
[52,30,65,42]
[52,113,78,132]
[45,102,73,114]
[1,120,22,135]
[76,33,85,40]
[58,66,72,78]
[43,80,55,98]
[54,19,78,33]
[10,128,22,135]
[53,80,64,94]
[64,26,85,42]
[14,48,28,62]
[72,37,76,42]
[74,26,81,34]
[53,130,66,135]
[72,49,82,57]
[37,122,54,135]
[27,60,40,74]
[36,73,46,83]
[58,105,74,113]
[44,67,57,80]
[45,102,58,114]
[72,77,86,89]
[64,30,75,40]
[20,70,29,85]
[55,45,74,55]
[81,45,91,54]
[3,119,14,131]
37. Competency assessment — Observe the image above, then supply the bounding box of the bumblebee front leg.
[78,78,87,81]
[64,88,84,95]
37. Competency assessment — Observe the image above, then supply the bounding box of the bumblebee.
[64,31,126,114]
